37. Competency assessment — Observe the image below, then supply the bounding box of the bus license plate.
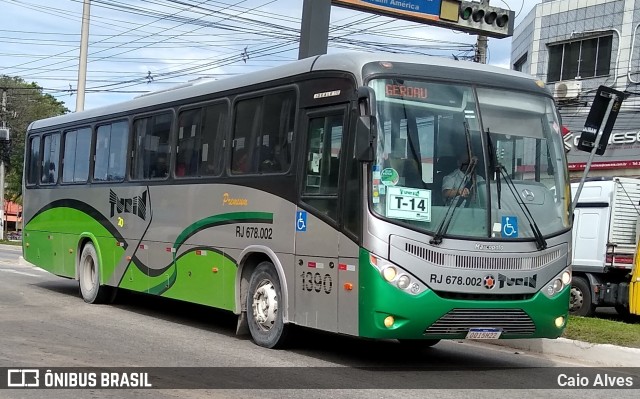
[466,328,502,339]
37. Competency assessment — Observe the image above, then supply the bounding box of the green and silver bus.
[23,52,572,348]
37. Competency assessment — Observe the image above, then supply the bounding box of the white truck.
[570,177,640,316]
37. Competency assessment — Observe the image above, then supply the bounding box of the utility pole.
[0,89,9,241]
[476,34,488,64]
[475,0,490,64]
[76,0,91,112]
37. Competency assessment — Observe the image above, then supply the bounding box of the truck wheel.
[247,261,289,348]
[569,276,595,317]
[78,243,112,304]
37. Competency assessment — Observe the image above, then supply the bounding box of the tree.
[1,76,69,204]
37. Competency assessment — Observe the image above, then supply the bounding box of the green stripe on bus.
[173,211,273,252]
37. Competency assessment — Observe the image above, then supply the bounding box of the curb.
[489,338,640,367]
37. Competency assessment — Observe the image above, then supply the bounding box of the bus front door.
[294,106,349,333]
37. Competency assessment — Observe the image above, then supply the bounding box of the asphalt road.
[0,244,637,398]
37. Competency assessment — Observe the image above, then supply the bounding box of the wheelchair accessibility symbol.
[501,216,518,238]
[296,211,307,232]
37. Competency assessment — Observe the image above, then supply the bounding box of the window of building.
[41,133,60,184]
[513,53,527,72]
[94,121,128,182]
[547,35,612,82]
[131,113,172,180]
[231,90,296,175]
[62,127,92,183]
[26,136,41,186]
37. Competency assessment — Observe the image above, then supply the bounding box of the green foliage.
[564,315,640,348]
[1,76,69,204]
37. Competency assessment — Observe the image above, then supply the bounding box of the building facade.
[511,0,640,178]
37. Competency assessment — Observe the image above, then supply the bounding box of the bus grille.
[405,243,561,271]
[434,291,535,301]
[424,309,536,336]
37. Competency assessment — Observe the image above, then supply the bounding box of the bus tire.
[247,261,289,348]
[78,242,112,304]
[397,339,440,349]
[569,276,594,317]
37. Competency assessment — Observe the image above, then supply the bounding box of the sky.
[0,0,538,111]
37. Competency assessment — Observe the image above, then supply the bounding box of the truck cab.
[570,177,640,316]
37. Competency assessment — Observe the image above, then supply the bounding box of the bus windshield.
[369,78,570,241]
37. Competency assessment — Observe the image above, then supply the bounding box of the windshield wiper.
[497,165,547,250]
[485,128,501,209]
[431,121,477,245]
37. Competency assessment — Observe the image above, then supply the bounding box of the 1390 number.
[300,272,332,294]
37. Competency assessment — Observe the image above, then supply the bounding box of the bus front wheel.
[247,261,289,348]
[78,242,112,304]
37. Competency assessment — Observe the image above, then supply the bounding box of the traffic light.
[456,1,514,38]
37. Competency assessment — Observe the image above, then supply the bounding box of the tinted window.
[27,136,41,186]
[259,91,295,173]
[176,103,227,177]
[231,97,261,174]
[176,108,201,177]
[131,113,172,180]
[41,133,60,184]
[231,90,296,175]
[94,121,128,181]
[62,127,91,183]
[201,103,227,176]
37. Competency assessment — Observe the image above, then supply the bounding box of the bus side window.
[176,108,201,178]
[62,127,91,183]
[258,91,295,173]
[201,103,227,176]
[27,136,41,186]
[132,113,171,180]
[40,133,60,185]
[231,97,261,175]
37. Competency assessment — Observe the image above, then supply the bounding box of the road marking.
[0,269,43,277]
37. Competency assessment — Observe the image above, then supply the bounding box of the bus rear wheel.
[569,276,594,317]
[247,261,289,348]
[78,242,112,304]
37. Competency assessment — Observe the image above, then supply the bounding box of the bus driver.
[441,151,484,205]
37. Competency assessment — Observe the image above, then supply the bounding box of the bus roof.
[28,51,542,132]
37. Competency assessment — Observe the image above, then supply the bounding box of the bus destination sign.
[386,83,428,101]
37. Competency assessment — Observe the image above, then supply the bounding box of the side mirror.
[355,87,377,162]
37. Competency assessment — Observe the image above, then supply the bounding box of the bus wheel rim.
[252,279,278,331]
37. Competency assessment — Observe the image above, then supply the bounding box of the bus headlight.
[382,267,397,282]
[397,275,411,289]
[561,271,571,285]
[369,254,426,296]
[543,267,571,298]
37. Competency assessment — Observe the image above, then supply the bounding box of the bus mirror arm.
[355,115,376,162]
[355,86,377,162]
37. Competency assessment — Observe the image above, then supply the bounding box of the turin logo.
[109,189,148,220]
